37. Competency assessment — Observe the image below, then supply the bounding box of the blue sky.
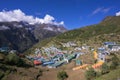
[0,0,120,30]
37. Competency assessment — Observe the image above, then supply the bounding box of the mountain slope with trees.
[27,16,120,53]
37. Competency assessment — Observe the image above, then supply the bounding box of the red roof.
[34,60,42,65]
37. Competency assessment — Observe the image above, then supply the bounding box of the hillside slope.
[27,16,120,53]
[56,16,120,41]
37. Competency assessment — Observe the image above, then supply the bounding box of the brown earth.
[1,52,95,80]
[2,61,87,80]
[40,61,86,80]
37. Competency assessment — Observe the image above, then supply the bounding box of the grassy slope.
[95,67,120,80]
[26,16,120,54]
[95,52,120,80]
[56,16,120,41]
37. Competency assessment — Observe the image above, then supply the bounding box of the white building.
[109,45,120,52]
[97,48,110,62]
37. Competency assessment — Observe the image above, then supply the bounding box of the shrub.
[5,53,20,65]
[5,53,25,67]
[110,54,119,70]
[0,53,5,61]
[85,67,96,80]
[0,71,4,79]
[57,70,68,80]
[35,69,43,80]
[101,63,110,74]
[94,59,97,63]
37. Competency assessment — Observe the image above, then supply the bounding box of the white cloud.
[92,7,111,15]
[0,9,64,25]
[102,8,111,13]
[92,7,103,15]
[43,14,54,24]
[116,11,120,16]
[59,21,64,25]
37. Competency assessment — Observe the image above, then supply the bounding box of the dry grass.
[40,61,86,80]
[78,52,95,64]
[1,61,87,80]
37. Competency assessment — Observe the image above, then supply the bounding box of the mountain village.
[25,41,120,70]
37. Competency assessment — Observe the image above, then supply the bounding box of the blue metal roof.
[104,42,116,45]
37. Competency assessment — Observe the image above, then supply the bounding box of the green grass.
[94,52,120,80]
[57,16,120,41]
[95,67,120,80]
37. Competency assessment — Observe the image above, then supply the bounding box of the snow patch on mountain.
[43,27,54,31]
[0,25,10,30]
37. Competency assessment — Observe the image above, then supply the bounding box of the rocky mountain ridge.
[0,21,67,52]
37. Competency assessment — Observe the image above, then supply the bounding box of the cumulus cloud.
[92,7,111,15]
[0,9,64,25]
[43,14,55,24]
[116,11,120,16]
